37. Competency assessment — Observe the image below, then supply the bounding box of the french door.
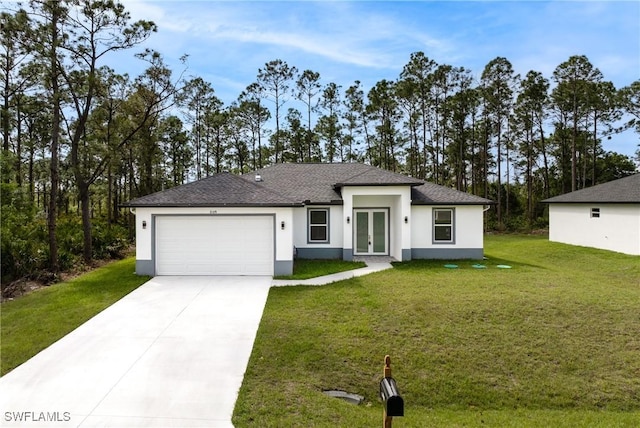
[354,209,388,255]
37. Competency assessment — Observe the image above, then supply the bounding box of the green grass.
[233,235,640,427]
[274,259,366,280]
[1,257,149,375]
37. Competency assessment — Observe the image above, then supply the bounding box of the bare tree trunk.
[539,121,550,199]
[497,123,502,227]
[15,98,22,186]
[571,101,578,192]
[2,51,10,159]
[28,131,35,201]
[47,7,60,273]
[78,181,92,263]
[505,122,510,222]
[592,115,597,185]
[107,162,113,225]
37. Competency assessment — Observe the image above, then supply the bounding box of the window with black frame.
[433,208,454,243]
[308,208,329,243]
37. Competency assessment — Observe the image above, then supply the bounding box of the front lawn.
[233,235,640,426]
[1,257,149,375]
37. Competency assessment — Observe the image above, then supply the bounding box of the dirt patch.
[529,229,549,236]
[1,279,48,301]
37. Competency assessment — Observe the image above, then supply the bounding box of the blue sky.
[119,0,640,157]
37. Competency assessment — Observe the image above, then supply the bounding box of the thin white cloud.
[121,0,193,33]
[209,26,390,69]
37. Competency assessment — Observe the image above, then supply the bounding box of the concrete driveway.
[0,276,272,428]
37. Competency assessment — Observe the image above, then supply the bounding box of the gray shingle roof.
[542,173,640,204]
[412,182,494,205]
[124,163,495,207]
[123,172,300,207]
[244,163,423,204]
[334,167,424,187]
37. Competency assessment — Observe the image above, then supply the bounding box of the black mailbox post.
[380,355,403,427]
[380,376,404,416]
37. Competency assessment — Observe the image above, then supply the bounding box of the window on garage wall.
[433,208,455,243]
[308,208,329,243]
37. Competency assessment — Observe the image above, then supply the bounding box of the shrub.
[1,184,132,285]
[91,220,130,259]
[0,184,49,283]
[57,216,85,256]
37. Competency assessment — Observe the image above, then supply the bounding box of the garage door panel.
[155,216,274,276]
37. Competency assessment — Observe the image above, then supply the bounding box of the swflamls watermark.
[4,411,71,423]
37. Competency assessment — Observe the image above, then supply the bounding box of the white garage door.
[155,216,274,276]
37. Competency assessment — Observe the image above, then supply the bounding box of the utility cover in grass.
[322,390,365,405]
[472,264,487,269]
[497,264,512,269]
[444,264,458,269]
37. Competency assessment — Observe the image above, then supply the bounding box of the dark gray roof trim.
[542,173,640,204]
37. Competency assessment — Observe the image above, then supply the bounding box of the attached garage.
[155,215,274,276]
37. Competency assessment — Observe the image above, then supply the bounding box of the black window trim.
[307,207,330,244]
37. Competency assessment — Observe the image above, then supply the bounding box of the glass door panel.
[356,211,369,253]
[372,211,386,253]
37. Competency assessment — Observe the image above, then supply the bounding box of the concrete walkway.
[0,276,272,428]
[272,261,393,287]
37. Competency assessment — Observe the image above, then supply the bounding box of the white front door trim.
[353,208,389,256]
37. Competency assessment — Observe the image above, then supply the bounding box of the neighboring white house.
[543,173,640,256]
[124,163,493,276]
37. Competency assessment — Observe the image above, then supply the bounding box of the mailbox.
[380,376,404,417]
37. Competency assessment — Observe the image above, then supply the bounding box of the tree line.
[2,0,639,284]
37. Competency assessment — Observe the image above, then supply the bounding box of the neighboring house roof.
[124,163,494,207]
[412,182,494,205]
[542,173,640,204]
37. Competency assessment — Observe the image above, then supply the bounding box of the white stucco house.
[543,173,640,256]
[124,163,493,276]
